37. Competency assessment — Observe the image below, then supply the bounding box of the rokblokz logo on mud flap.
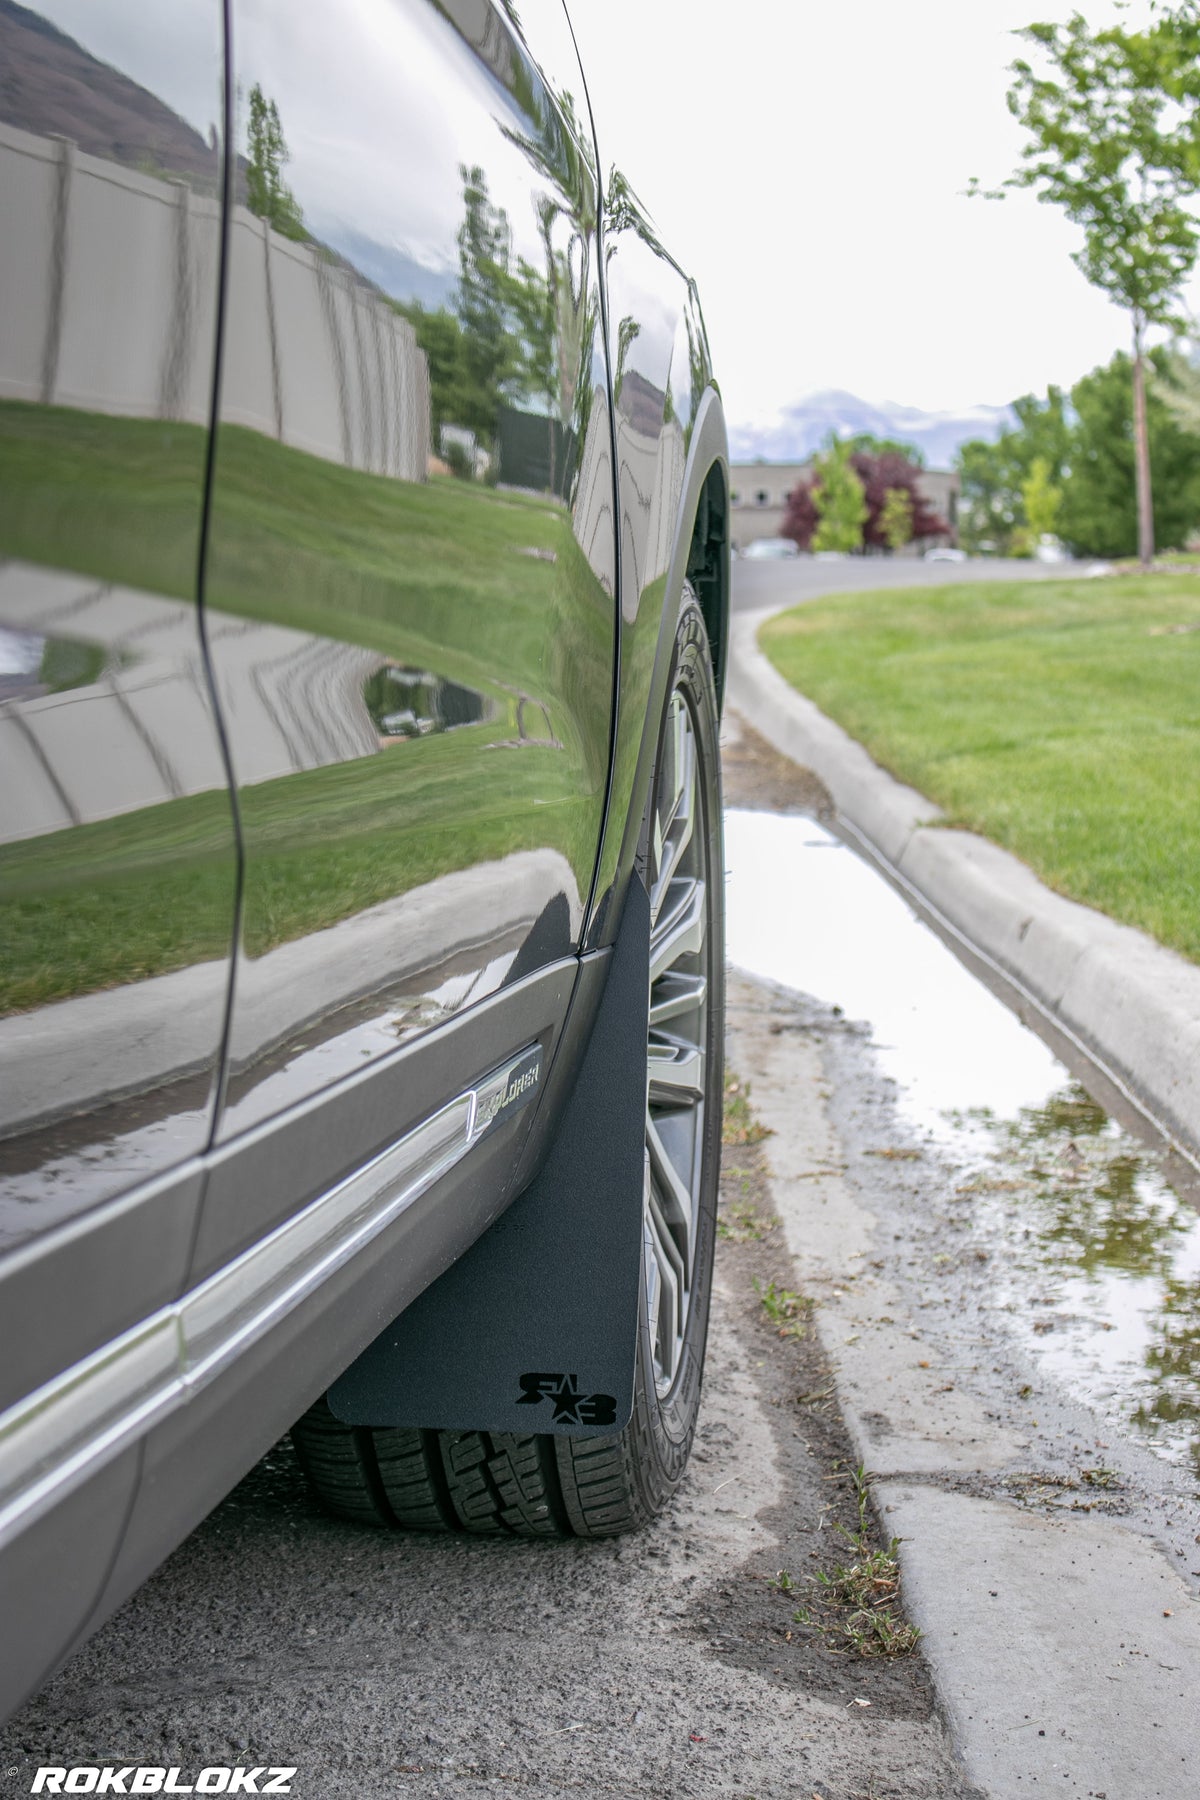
[31,1771,297,1794]
[515,1371,616,1425]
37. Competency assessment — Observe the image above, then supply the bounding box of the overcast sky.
[39,0,1200,432]
[570,0,1200,426]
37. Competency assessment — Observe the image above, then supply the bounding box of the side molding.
[0,1044,543,1551]
[328,875,652,1437]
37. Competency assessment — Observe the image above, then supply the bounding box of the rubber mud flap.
[328,876,651,1437]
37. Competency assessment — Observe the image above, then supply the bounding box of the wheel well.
[685,460,730,711]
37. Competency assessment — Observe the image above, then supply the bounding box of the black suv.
[0,0,729,1720]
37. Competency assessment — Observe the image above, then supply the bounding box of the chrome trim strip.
[0,1313,181,1549]
[182,1096,473,1390]
[0,1049,539,1549]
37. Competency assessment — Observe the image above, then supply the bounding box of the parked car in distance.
[0,0,730,1723]
[923,546,967,563]
[742,536,800,559]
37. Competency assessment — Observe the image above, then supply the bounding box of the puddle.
[725,807,1200,1477]
[724,810,1063,1132]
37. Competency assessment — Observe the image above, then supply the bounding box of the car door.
[190,0,616,1278]
[0,0,234,1715]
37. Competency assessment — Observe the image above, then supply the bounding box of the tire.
[292,591,725,1536]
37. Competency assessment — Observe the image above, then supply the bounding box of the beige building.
[730,459,960,554]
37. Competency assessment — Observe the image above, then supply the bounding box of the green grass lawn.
[760,574,1200,963]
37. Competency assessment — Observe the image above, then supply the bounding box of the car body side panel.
[0,0,234,1423]
[200,0,617,1251]
[190,953,578,1283]
[0,0,733,1726]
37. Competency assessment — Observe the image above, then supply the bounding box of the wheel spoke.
[645,1170,684,1374]
[647,1115,697,1269]
[647,1037,705,1107]
[648,877,706,987]
[648,970,707,1030]
[650,696,696,926]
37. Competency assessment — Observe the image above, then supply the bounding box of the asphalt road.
[731,553,1066,612]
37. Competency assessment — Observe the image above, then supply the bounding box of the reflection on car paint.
[206,0,615,1159]
[0,551,577,1159]
[0,569,230,839]
[363,664,492,740]
[0,625,117,703]
[583,169,724,946]
[0,0,233,1238]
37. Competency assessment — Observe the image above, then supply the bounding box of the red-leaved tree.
[782,449,947,550]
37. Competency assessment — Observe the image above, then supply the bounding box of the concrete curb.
[728,604,1200,1166]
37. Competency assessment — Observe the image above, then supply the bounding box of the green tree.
[245,84,304,240]
[1157,338,1200,434]
[454,163,519,445]
[506,226,564,488]
[393,302,471,443]
[1059,349,1200,557]
[956,436,1020,553]
[973,9,1200,567]
[399,165,585,476]
[956,388,1070,553]
[1017,455,1063,553]
[811,437,867,553]
[879,485,914,551]
[1011,387,1072,483]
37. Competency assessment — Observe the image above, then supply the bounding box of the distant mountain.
[317,228,457,312]
[729,390,1014,469]
[0,0,217,182]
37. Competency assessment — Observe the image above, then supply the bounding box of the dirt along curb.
[728,603,1200,1172]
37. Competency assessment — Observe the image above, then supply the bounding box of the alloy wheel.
[644,686,710,1397]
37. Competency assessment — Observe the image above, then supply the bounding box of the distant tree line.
[956,348,1200,559]
[970,5,1200,566]
[781,435,947,554]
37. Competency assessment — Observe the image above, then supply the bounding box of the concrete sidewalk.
[727,973,1200,1800]
[728,603,1200,1169]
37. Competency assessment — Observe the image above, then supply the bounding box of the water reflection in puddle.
[725,807,1200,1475]
[724,810,1062,1131]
